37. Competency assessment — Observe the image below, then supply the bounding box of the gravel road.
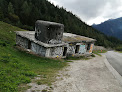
[27,55,122,92]
[52,55,122,92]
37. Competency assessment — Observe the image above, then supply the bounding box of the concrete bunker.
[35,20,64,44]
[15,20,96,58]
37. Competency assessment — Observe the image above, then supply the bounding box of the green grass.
[64,55,89,60]
[93,50,107,56]
[0,21,68,92]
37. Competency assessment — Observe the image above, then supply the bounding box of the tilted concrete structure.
[35,20,64,44]
[15,20,96,58]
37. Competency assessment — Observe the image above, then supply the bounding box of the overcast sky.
[48,0,122,25]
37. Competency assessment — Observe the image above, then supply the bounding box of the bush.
[0,43,6,46]
[9,13,20,23]
[115,46,122,51]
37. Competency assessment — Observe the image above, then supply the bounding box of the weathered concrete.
[35,20,64,44]
[50,47,63,57]
[31,42,46,57]
[15,20,96,58]
[67,45,76,55]
[16,35,29,49]
[63,33,96,43]
[16,34,65,58]
[16,31,66,48]
[16,31,96,58]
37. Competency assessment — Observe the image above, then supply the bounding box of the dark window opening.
[87,43,91,50]
[58,32,61,36]
[75,45,80,53]
[63,47,67,56]
[28,40,31,49]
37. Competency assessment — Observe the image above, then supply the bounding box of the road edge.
[103,55,122,86]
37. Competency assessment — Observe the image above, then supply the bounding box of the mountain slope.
[92,17,122,40]
[0,21,67,92]
[0,0,122,47]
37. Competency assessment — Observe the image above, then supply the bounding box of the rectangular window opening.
[28,40,31,49]
[63,47,67,56]
[87,43,91,50]
[75,45,80,53]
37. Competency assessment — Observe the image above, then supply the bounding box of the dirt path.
[27,55,122,92]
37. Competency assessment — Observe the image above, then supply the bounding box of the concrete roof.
[15,31,96,47]
[36,20,64,27]
[15,31,67,48]
[63,33,96,43]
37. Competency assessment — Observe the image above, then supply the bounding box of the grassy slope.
[0,21,67,92]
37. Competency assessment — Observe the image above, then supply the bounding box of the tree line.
[0,0,122,48]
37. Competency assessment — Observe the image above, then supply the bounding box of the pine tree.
[8,2,14,14]
[0,7,4,20]
[20,1,32,24]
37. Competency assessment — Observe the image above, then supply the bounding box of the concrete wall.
[31,42,46,57]
[67,45,76,55]
[79,45,86,54]
[16,35,64,57]
[50,47,63,57]
[66,43,95,56]
[85,43,95,53]
[35,20,64,44]
[16,35,29,49]
[16,35,95,58]
[31,44,64,58]
[89,43,94,53]
[67,43,87,56]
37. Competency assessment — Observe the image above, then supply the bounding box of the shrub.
[115,46,122,51]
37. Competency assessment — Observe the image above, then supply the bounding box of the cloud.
[48,0,122,25]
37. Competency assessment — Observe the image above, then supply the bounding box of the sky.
[48,0,122,25]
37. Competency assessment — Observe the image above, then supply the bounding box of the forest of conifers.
[0,0,122,48]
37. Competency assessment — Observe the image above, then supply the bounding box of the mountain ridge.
[92,17,122,40]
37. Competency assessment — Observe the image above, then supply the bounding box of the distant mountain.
[92,17,122,40]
